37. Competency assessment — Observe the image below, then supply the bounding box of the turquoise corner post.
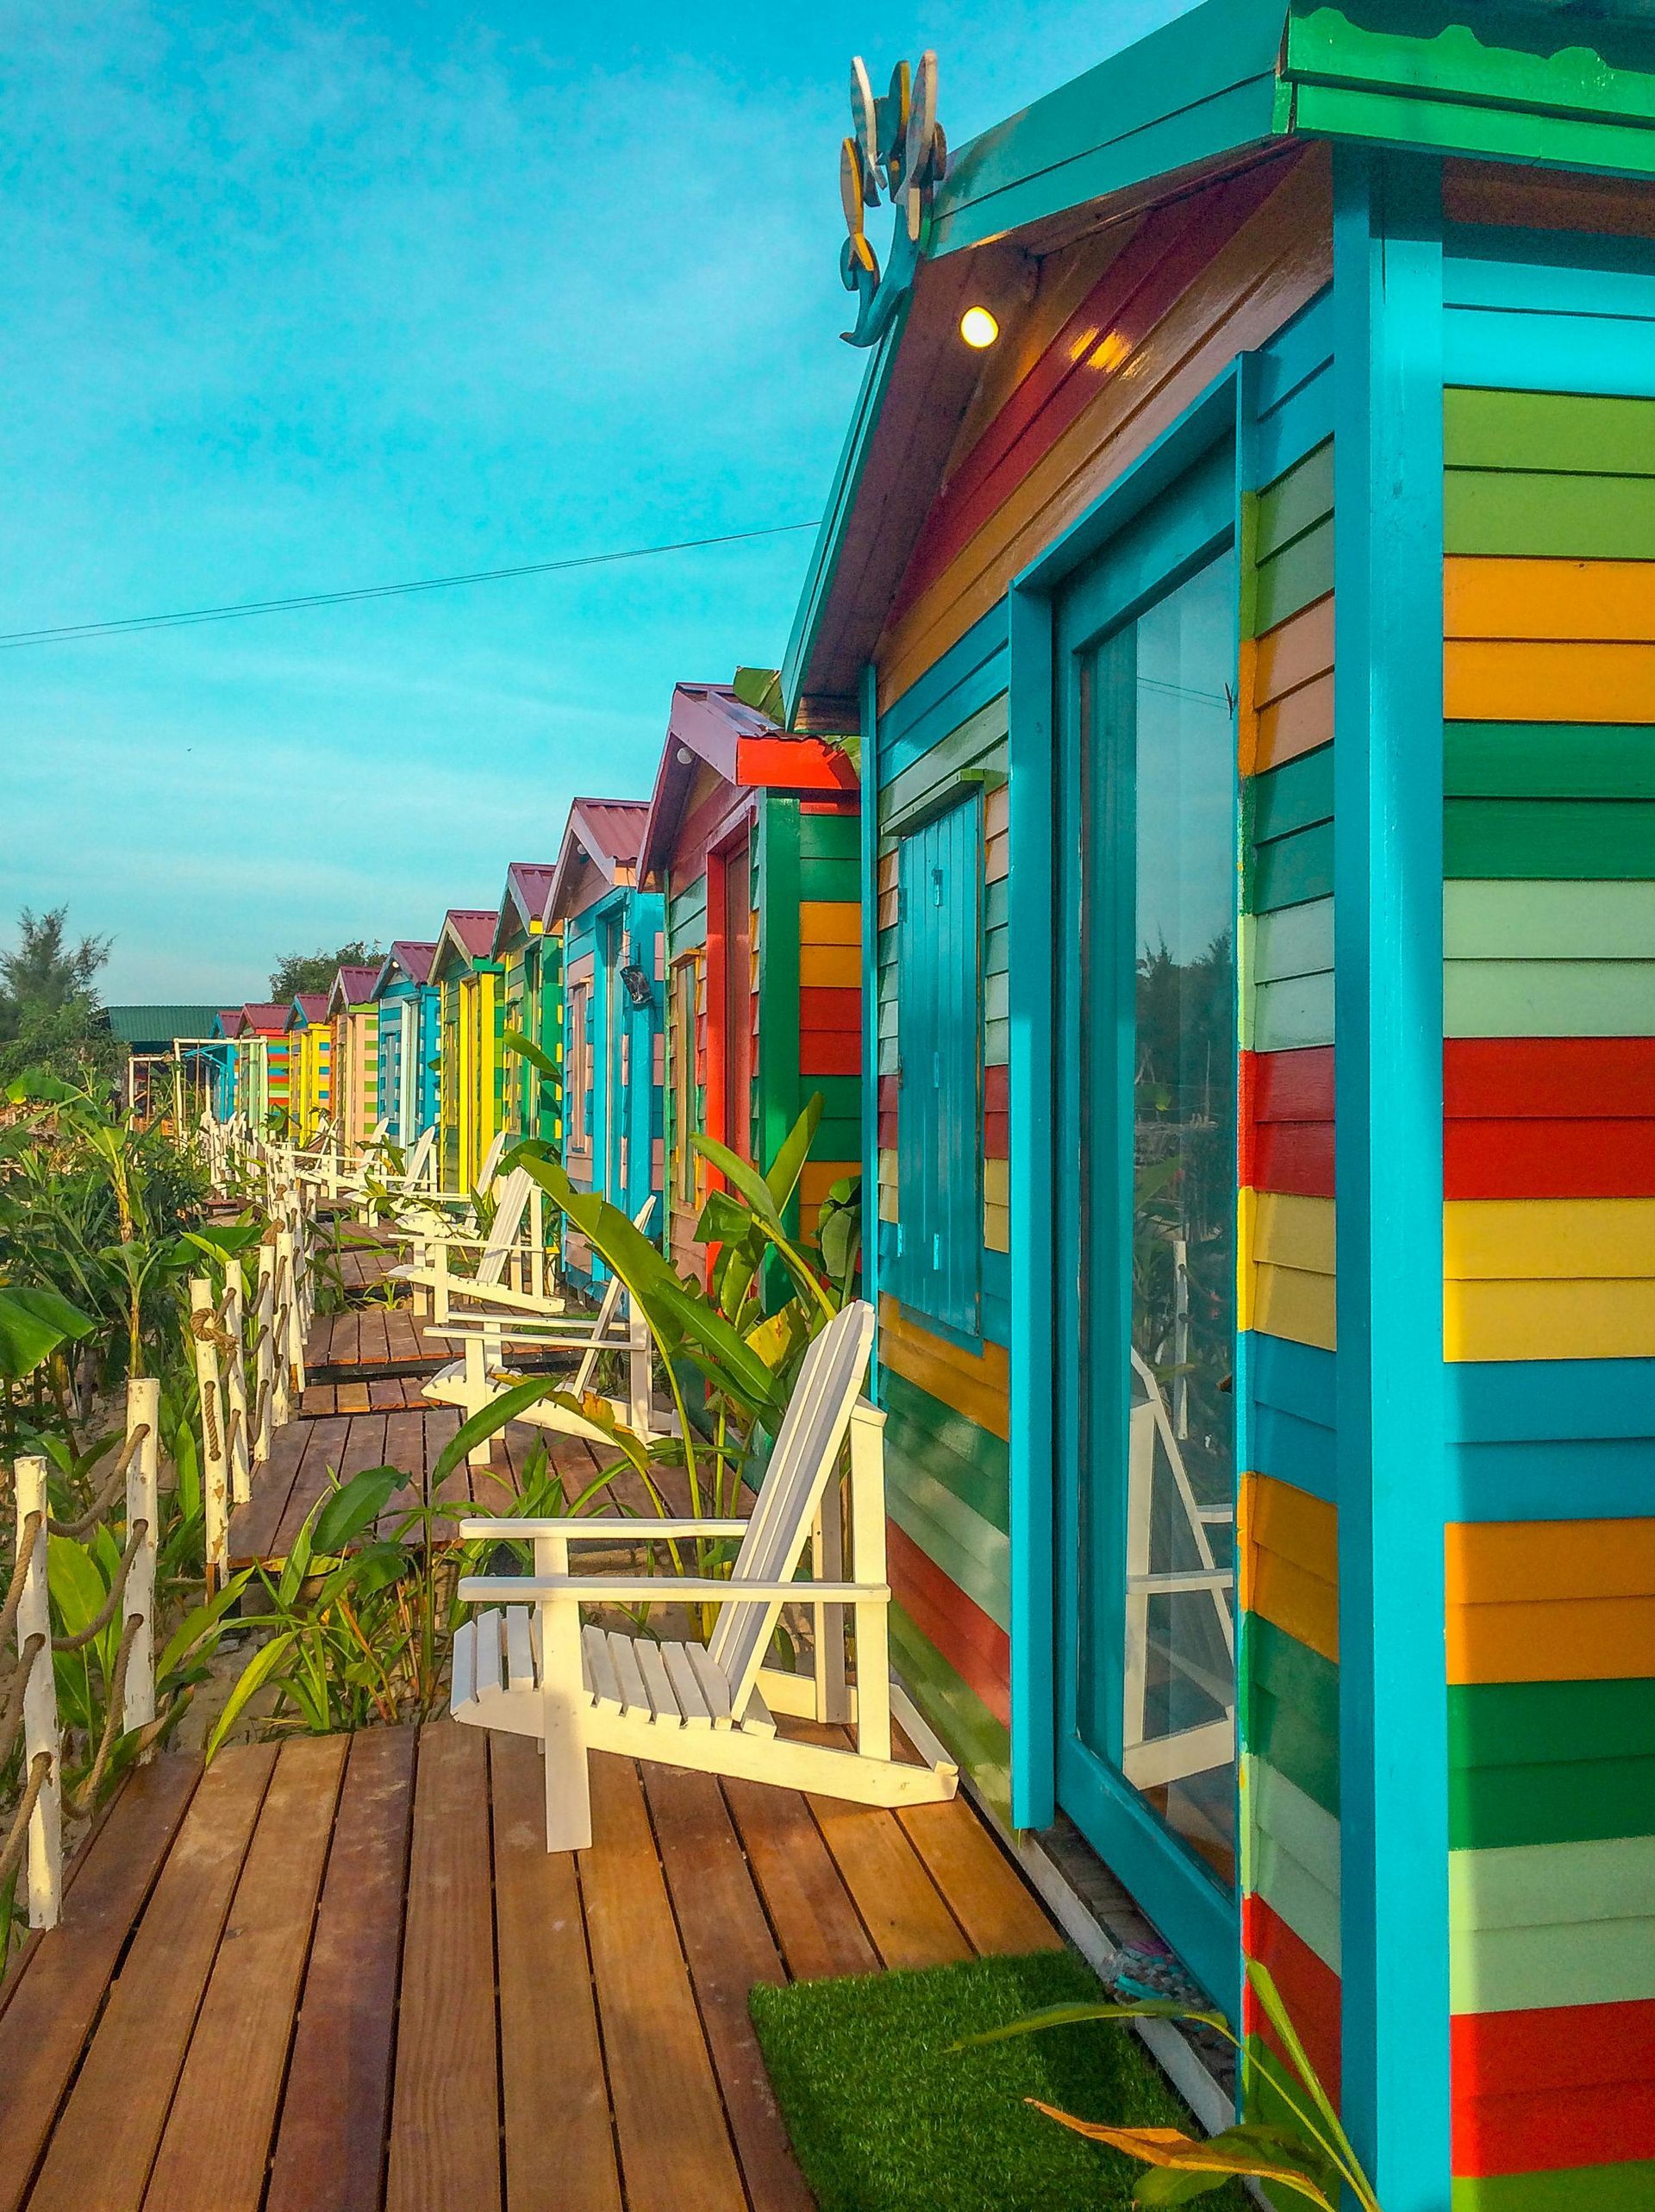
[1332,145,1452,2210]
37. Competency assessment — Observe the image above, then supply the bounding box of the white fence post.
[254,1241,276,1463]
[16,1455,62,1929]
[190,1278,229,1588]
[223,1269,252,1508]
[124,1379,159,1734]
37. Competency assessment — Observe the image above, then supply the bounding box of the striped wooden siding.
[1440,167,1655,2207]
[1235,288,1343,2114]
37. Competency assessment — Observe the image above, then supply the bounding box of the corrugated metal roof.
[215,1009,246,1036]
[390,940,437,984]
[447,910,496,959]
[328,966,381,1014]
[573,799,647,869]
[240,1003,290,1032]
[289,993,330,1027]
[103,1004,223,1046]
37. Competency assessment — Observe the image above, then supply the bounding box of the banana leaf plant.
[960,1958,1380,2210]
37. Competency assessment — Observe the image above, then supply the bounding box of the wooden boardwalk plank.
[384,1724,501,2212]
[229,1419,316,1568]
[336,1381,372,1414]
[263,1413,348,1560]
[644,1762,812,2212]
[0,1758,200,2212]
[897,1796,1062,1958]
[581,1753,744,2212]
[25,1744,278,2212]
[266,1728,416,2212]
[804,1734,971,1971]
[491,1735,621,2212]
[142,1735,348,2212]
[272,1415,386,1558]
[722,1776,879,1983]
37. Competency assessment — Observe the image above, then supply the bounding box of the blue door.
[896,794,981,1336]
[1052,441,1241,2009]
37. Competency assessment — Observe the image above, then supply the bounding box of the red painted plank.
[1444,1036,1655,1119]
[891,165,1290,622]
[735,734,859,791]
[984,1110,1009,1162]
[1453,2076,1655,2178]
[798,985,859,1032]
[1246,1047,1335,1123]
[1453,1996,1655,2099]
[984,1065,1008,1116]
[1246,1120,1335,1198]
[888,1522,1011,1728]
[1242,1894,1341,2103]
[801,1029,862,1077]
[1446,1117,1655,1198]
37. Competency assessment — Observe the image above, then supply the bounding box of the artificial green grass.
[749,1949,1252,2212]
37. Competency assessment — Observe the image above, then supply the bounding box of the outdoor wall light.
[676,746,694,765]
[959,305,999,348]
[620,963,653,1009]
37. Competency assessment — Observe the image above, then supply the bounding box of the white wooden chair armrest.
[457,1573,889,1605]
[459,1516,747,1540]
[425,1322,621,1346]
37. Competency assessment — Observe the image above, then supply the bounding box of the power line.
[0,518,821,650]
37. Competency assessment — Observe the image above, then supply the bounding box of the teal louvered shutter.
[896,794,982,1334]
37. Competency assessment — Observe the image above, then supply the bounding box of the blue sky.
[2,0,1190,1003]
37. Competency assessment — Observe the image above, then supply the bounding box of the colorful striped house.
[492,865,561,1148]
[544,799,663,1287]
[230,1003,291,1130]
[428,910,502,1192]
[784,7,1655,2205]
[326,965,381,1154]
[371,941,440,1147]
[640,681,862,1278]
[285,993,332,1140]
[208,1008,246,1123]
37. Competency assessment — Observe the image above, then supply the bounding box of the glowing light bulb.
[959,305,999,349]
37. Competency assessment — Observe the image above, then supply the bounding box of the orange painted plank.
[878,1294,1009,1440]
[1446,556,1655,643]
[1444,640,1655,722]
[1253,593,1334,703]
[1446,1596,1655,1684]
[1446,1518,1655,1606]
[1254,672,1333,772]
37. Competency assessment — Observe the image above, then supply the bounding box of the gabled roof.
[240,1003,290,1033]
[371,940,438,998]
[493,863,559,957]
[327,966,382,1016]
[428,909,499,984]
[287,993,330,1029]
[640,684,859,881]
[543,799,650,928]
[103,1004,222,1047]
[784,0,1655,717]
[213,1009,245,1038]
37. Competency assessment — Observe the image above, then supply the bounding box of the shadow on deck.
[0,1721,1060,2212]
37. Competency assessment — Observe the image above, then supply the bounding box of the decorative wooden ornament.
[838,48,947,347]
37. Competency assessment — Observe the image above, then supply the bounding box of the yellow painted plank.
[799,902,860,947]
[984,1202,1010,1255]
[877,1294,1009,1440]
[985,829,1009,885]
[1244,1472,1339,1587]
[1444,640,1655,723]
[1445,1277,1655,1361]
[1252,1192,1336,1276]
[877,849,898,896]
[1445,555,1655,643]
[1444,1197,1655,1281]
[984,1158,1009,1208]
[1252,1263,1337,1351]
[799,942,862,990]
[1247,1550,1340,1664]
[1448,1517,1655,1606]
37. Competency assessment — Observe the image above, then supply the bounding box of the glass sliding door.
[1053,444,1240,2003]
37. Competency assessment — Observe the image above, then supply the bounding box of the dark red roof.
[240,1003,290,1032]
[328,965,381,1014]
[446,909,496,959]
[215,1008,245,1035]
[289,993,329,1028]
[390,939,437,984]
[545,798,651,926]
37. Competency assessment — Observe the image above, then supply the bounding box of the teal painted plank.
[1444,304,1655,403]
[881,696,1009,823]
[1251,745,1333,845]
[1247,820,1333,913]
[1445,798,1655,879]
[1257,439,1334,557]
[1443,959,1655,1037]
[1446,722,1655,802]
[1254,514,1334,633]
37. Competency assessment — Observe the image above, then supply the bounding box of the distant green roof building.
[103,1005,224,1052]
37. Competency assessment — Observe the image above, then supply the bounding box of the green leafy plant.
[960,1959,1380,2211]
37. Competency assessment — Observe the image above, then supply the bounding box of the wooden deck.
[0,1722,1062,2212]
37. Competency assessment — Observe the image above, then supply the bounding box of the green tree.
[0,907,120,1086]
[267,940,380,1003]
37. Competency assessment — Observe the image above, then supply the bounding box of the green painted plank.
[1252,897,1333,984]
[1287,4,1655,126]
[1445,879,1655,962]
[1291,78,1655,181]
[984,971,1009,1024]
[1251,1754,1340,1900]
[1446,722,1655,803]
[1251,745,1333,846]
[986,877,1009,931]
[890,1603,1010,1822]
[1446,798,1655,879]
[1241,1617,1339,1818]
[799,856,861,905]
[984,1016,1009,1065]
[1253,973,1335,1055]
[1452,1912,1655,2016]
[887,1475,1010,1632]
[984,924,1009,978]
[1254,515,1334,633]
[1445,388,1655,478]
[803,1074,860,1123]
[1452,1755,1655,1852]
[882,695,1009,825]
[1450,1678,1655,1772]
[798,809,861,861]
[1444,959,1655,1037]
[883,1369,1011,1530]
[1256,440,1333,559]
[1446,469,1655,559]
[1452,2160,1655,2212]
[1450,1832,1655,1934]
[1246,821,1333,914]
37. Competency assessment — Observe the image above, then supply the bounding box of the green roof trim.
[104,1004,223,1047]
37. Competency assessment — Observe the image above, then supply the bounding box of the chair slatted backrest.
[403,1125,436,1189]
[571,1195,659,1395]
[475,1128,509,1198]
[707,1299,875,1716]
[475,1167,534,1287]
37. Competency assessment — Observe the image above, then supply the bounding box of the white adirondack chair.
[384,1165,550,1328]
[450,1298,957,1850]
[352,1123,438,1223]
[422,1197,663,1454]
[1121,1346,1236,1794]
